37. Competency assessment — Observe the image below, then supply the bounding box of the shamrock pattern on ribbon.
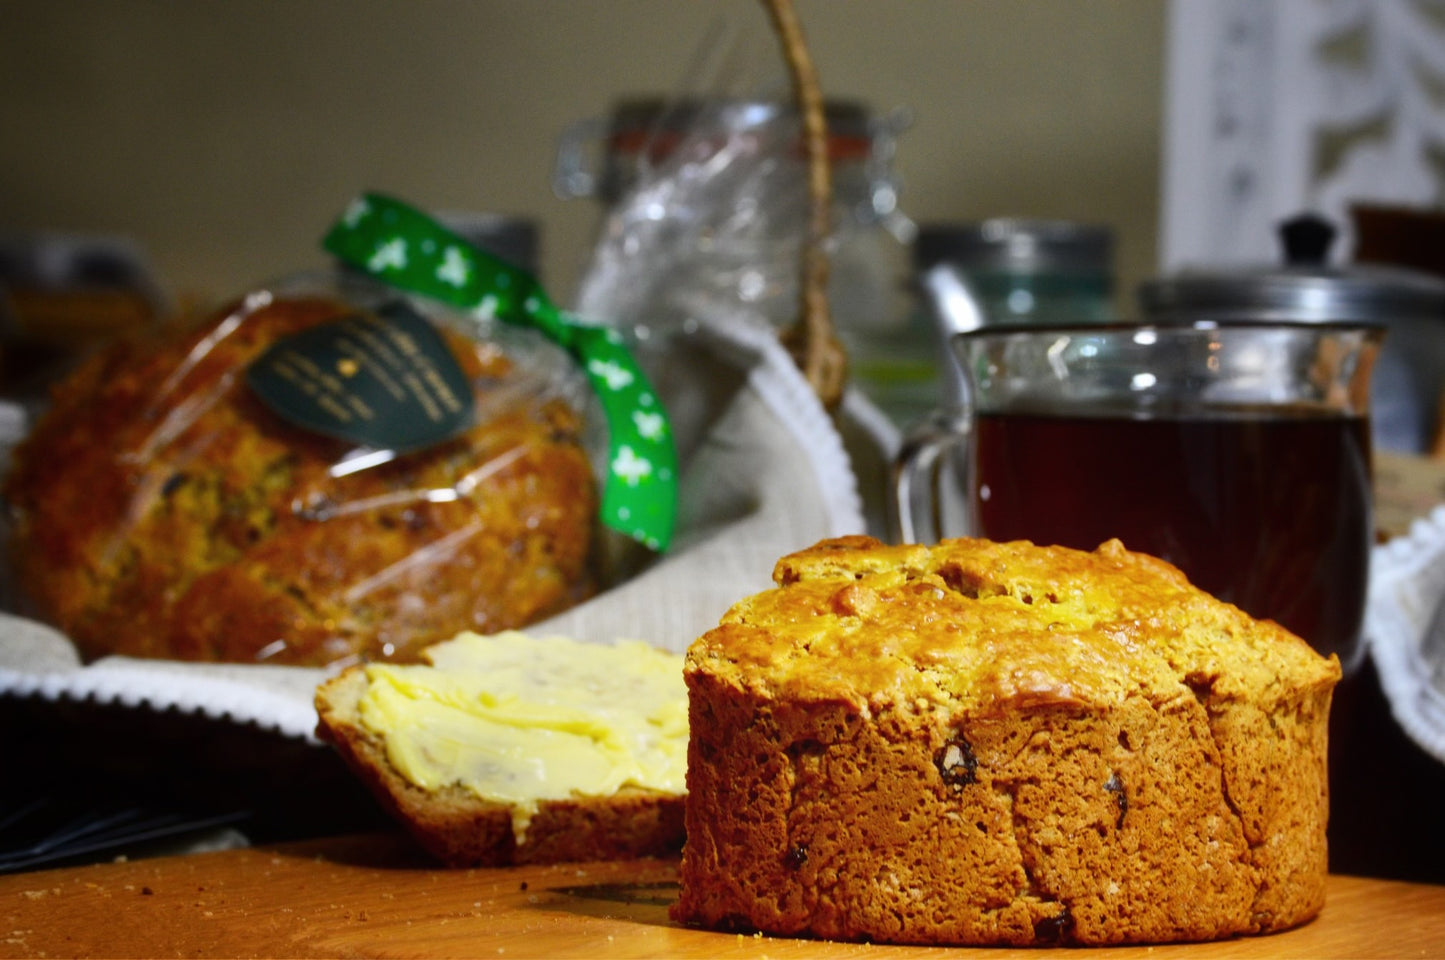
[324,193,677,551]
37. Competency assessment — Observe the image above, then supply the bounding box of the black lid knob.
[1279,213,1337,266]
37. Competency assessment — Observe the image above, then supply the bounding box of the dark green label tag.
[246,301,475,452]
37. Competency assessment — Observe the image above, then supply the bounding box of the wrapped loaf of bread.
[3,278,598,665]
[673,535,1340,946]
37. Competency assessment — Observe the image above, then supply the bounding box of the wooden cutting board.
[1,831,1441,958]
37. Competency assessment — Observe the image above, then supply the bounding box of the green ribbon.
[323,192,677,552]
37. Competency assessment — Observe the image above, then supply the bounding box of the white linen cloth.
[1365,505,1445,764]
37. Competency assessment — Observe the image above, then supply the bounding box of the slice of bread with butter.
[314,630,687,866]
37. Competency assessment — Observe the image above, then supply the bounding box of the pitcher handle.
[889,406,971,544]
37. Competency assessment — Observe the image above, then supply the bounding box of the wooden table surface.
[1,832,1441,959]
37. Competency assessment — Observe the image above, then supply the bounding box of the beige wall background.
[1,0,1164,311]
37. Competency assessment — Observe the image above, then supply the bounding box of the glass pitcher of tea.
[892,321,1383,672]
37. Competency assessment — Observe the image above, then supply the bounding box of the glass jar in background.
[844,230,966,432]
[915,219,1117,326]
[555,96,916,411]
[872,220,1120,432]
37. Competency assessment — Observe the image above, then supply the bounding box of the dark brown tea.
[970,408,1373,664]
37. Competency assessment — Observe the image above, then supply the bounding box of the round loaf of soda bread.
[3,293,597,665]
[672,535,1340,946]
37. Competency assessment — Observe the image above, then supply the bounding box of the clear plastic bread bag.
[561,25,911,457]
[1,195,676,668]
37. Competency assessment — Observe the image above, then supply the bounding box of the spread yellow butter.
[355,630,687,843]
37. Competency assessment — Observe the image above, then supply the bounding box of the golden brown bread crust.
[314,667,685,867]
[672,535,1339,946]
[3,294,597,666]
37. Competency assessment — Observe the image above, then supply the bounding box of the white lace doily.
[1365,504,1445,764]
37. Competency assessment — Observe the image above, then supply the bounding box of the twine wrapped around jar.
[760,0,848,409]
